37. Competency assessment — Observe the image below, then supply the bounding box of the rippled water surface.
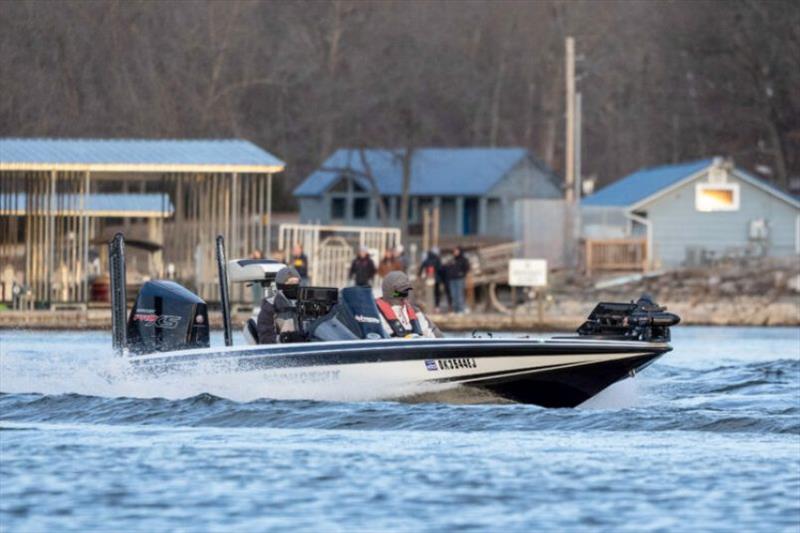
[1,326,799,531]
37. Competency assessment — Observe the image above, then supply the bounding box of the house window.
[695,183,740,212]
[382,196,393,219]
[353,197,370,219]
[331,198,346,219]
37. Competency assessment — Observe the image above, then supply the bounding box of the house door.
[463,198,479,235]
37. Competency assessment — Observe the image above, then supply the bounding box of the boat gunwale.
[127,337,671,368]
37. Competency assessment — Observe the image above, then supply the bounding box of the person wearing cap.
[349,246,377,287]
[256,266,303,344]
[376,271,442,338]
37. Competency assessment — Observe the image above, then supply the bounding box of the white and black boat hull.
[128,338,671,408]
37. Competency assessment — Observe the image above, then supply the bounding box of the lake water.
[1,326,798,531]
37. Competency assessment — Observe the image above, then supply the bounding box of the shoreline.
[1,296,797,331]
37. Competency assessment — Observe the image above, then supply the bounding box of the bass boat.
[108,234,680,408]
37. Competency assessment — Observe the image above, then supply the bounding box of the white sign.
[509,259,547,287]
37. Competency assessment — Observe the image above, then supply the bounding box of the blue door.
[463,198,479,235]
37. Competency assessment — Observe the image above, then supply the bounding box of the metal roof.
[0,138,285,173]
[582,158,800,210]
[294,148,532,197]
[0,193,174,218]
[581,159,713,207]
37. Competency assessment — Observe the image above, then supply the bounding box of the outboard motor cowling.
[127,280,210,354]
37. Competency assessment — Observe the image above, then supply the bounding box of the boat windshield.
[308,287,388,341]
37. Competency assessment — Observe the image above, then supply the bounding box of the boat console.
[295,286,339,320]
[307,287,389,341]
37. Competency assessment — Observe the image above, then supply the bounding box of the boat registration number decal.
[425,358,477,371]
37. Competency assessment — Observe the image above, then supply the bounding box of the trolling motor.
[577,296,680,342]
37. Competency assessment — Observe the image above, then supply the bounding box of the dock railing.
[471,241,521,285]
[584,238,648,276]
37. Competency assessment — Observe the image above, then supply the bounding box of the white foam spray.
[579,377,641,409]
[0,330,463,403]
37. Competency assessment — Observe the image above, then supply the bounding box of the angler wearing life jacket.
[376,271,442,338]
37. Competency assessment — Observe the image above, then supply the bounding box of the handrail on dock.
[584,237,648,276]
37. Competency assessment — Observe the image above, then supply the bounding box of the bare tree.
[1,0,797,199]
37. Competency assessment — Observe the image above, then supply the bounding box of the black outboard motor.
[577,296,680,342]
[127,280,210,354]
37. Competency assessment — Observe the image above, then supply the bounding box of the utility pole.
[565,36,576,203]
[575,91,582,201]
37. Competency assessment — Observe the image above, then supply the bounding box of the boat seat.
[244,318,259,345]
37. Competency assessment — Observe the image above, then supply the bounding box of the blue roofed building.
[0,138,284,171]
[581,157,800,268]
[294,148,561,238]
[0,193,174,218]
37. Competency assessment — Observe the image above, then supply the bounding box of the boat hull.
[127,338,671,408]
[469,352,661,407]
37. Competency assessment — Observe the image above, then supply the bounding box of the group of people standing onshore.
[343,245,474,314]
[348,245,409,288]
[347,245,470,314]
[417,246,470,314]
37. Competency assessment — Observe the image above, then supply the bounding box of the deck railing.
[471,241,521,285]
[584,238,648,276]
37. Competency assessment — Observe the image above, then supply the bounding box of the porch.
[584,238,649,276]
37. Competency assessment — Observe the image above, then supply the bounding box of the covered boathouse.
[0,138,285,307]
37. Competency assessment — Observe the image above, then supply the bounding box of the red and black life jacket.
[376,298,423,337]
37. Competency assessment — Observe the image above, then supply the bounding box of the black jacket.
[418,252,442,278]
[447,255,470,280]
[349,256,376,287]
[256,292,300,344]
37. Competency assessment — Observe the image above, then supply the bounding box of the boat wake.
[0,337,460,403]
[1,386,797,435]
